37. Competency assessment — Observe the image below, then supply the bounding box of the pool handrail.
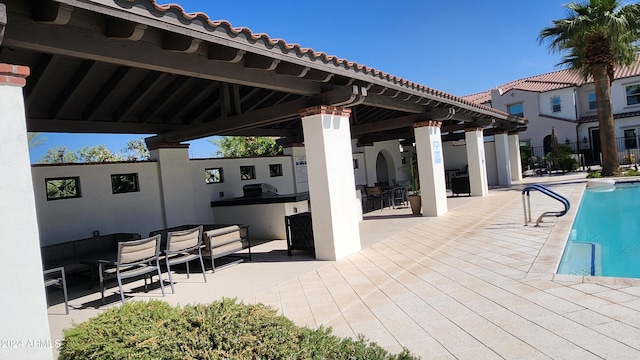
[522,184,570,226]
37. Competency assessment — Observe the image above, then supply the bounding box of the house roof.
[0,0,526,145]
[463,57,640,105]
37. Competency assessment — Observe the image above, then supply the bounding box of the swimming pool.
[557,181,640,278]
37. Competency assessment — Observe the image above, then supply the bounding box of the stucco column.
[0,64,54,359]
[465,127,489,196]
[413,121,447,216]
[494,132,512,186]
[508,132,523,181]
[148,143,197,228]
[300,105,361,260]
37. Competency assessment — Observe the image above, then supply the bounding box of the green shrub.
[587,171,602,178]
[59,299,418,360]
[624,169,640,177]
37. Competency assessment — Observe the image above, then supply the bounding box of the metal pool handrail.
[522,184,570,226]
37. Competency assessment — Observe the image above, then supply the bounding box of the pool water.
[557,182,640,278]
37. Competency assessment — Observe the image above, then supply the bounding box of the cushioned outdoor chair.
[44,266,69,314]
[165,225,207,293]
[100,234,165,304]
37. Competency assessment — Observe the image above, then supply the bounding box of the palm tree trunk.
[592,63,620,176]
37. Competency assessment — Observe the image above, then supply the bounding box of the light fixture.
[565,138,570,145]
[583,136,588,145]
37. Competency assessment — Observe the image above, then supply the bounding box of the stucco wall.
[32,162,165,245]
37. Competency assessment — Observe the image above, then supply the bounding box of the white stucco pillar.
[149,144,197,227]
[413,121,447,216]
[508,132,523,181]
[494,132,512,186]
[465,127,489,196]
[300,106,361,260]
[0,64,53,359]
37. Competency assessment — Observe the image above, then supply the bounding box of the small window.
[626,84,640,105]
[551,96,561,112]
[111,173,139,194]
[353,159,359,169]
[507,103,524,117]
[205,168,224,184]
[625,129,638,149]
[46,177,81,200]
[269,164,283,177]
[588,92,597,110]
[240,165,256,180]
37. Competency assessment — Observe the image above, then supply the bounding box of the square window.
[45,177,81,200]
[507,103,524,117]
[269,164,283,177]
[588,92,597,110]
[626,84,640,105]
[625,129,638,149]
[111,173,139,194]
[240,165,256,180]
[551,96,561,112]
[205,168,224,184]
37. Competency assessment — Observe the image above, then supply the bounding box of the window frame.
[110,173,140,194]
[507,102,524,117]
[626,84,640,106]
[269,164,283,177]
[205,167,224,184]
[240,165,256,180]
[551,96,561,113]
[624,128,639,149]
[45,176,81,201]
[588,92,597,110]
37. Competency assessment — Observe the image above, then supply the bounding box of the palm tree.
[538,0,640,176]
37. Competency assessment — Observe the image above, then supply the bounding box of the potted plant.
[406,152,421,215]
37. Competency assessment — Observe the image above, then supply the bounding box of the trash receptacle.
[284,212,314,257]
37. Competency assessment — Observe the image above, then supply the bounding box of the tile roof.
[124,0,514,121]
[463,56,640,104]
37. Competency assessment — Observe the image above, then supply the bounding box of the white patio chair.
[100,234,165,304]
[165,225,207,293]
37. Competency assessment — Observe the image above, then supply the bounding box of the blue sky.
[29,0,571,163]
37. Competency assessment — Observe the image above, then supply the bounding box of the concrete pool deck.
[47,173,640,359]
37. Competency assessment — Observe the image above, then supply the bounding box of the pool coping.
[529,179,640,287]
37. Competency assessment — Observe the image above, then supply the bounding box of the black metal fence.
[522,136,639,169]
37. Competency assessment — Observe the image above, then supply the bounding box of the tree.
[27,132,46,149]
[211,136,283,158]
[538,0,640,177]
[77,145,122,163]
[121,138,150,161]
[39,146,79,164]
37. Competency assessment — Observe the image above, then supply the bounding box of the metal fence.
[522,136,639,169]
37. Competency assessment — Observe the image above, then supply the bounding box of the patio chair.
[365,186,385,211]
[100,234,165,304]
[164,225,207,293]
[44,267,69,314]
[391,186,407,208]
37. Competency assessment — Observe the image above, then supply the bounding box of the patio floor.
[47,173,640,359]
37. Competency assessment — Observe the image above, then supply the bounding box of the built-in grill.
[243,183,278,198]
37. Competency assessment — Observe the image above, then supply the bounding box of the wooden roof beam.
[106,17,147,41]
[31,0,73,25]
[208,43,245,62]
[244,53,280,70]
[276,62,310,77]
[162,32,201,53]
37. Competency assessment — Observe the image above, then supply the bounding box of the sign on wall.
[432,140,442,164]
[295,155,308,183]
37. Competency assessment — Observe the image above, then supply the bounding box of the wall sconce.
[583,136,588,145]
[564,138,570,145]
[401,156,406,164]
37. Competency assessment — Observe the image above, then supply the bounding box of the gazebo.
[0,1,526,358]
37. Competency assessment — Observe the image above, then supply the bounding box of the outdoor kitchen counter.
[210,192,310,207]
[210,192,310,240]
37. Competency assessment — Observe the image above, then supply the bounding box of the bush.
[624,169,640,177]
[587,171,602,178]
[59,299,418,360]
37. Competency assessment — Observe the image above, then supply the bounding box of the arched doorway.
[376,152,390,185]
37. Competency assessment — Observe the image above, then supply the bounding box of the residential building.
[463,58,640,165]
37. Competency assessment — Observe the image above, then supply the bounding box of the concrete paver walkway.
[48,175,640,359]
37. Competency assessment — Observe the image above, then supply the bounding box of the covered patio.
[1,1,528,358]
